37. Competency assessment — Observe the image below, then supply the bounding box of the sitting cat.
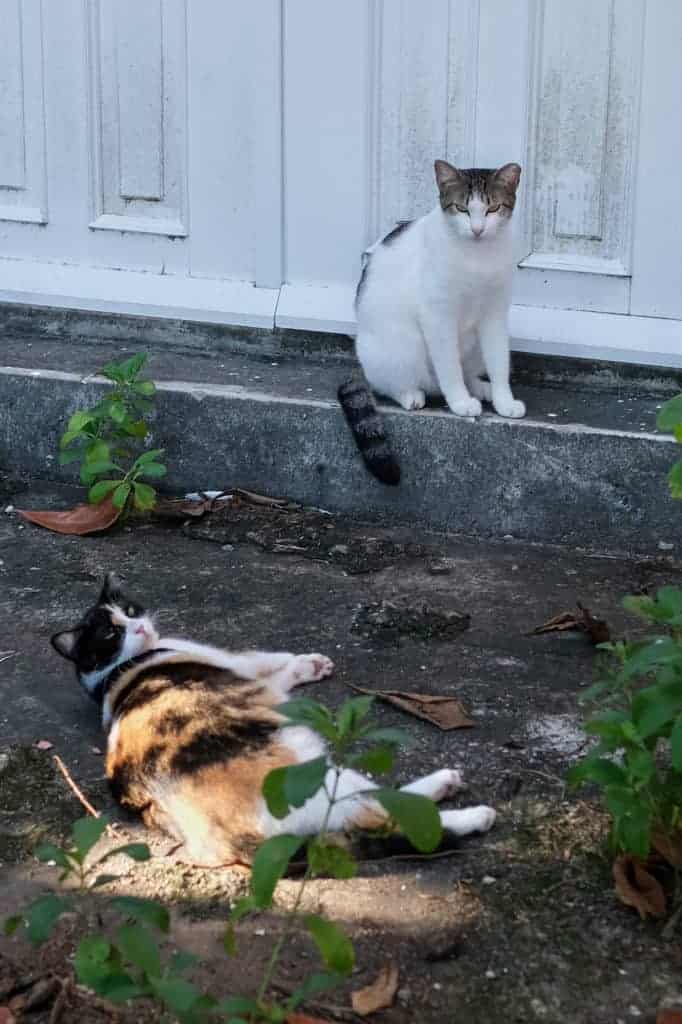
[339,159,525,485]
[51,573,496,865]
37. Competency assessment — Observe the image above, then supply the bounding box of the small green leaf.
[110,896,170,933]
[132,482,156,511]
[262,769,290,819]
[99,842,151,864]
[576,757,627,788]
[271,756,328,814]
[276,699,338,742]
[108,401,127,425]
[119,353,147,380]
[229,895,256,923]
[68,410,95,432]
[95,975,149,1003]
[374,789,442,852]
[123,418,148,439]
[72,816,108,859]
[3,915,22,936]
[223,924,238,956]
[91,874,120,889]
[89,479,121,504]
[350,745,396,775]
[627,748,656,784]
[116,923,161,978]
[136,448,165,465]
[112,482,132,509]
[632,679,682,738]
[250,834,304,908]
[150,976,202,1013]
[82,460,120,477]
[100,361,126,384]
[26,894,72,945]
[216,997,262,1017]
[132,380,156,397]
[304,915,354,975]
[307,839,357,880]
[671,715,682,772]
[286,972,342,1010]
[669,461,682,499]
[657,394,682,432]
[360,727,411,747]
[59,449,82,466]
[337,696,374,738]
[138,463,166,480]
[35,844,72,869]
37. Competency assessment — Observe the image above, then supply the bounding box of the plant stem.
[255,767,342,1014]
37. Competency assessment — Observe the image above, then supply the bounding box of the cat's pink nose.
[135,624,148,636]
[472,225,484,238]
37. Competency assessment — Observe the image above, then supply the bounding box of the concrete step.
[0,312,680,556]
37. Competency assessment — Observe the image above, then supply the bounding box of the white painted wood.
[630,2,682,320]
[276,284,356,334]
[520,0,643,276]
[88,0,187,236]
[0,257,278,327]
[252,0,284,288]
[283,0,371,285]
[0,0,47,225]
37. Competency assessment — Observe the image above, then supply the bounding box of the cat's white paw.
[448,395,482,418]
[493,397,526,419]
[432,769,467,800]
[397,389,426,411]
[293,653,335,684]
[468,805,497,833]
[469,378,493,402]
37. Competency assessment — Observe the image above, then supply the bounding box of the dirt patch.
[173,500,425,575]
[351,600,471,644]
[0,747,101,863]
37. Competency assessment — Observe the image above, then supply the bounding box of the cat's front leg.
[477,316,526,419]
[420,310,482,418]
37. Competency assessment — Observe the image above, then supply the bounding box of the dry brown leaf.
[350,684,474,730]
[233,488,288,507]
[527,604,610,645]
[18,498,120,535]
[657,1010,682,1024]
[652,831,682,868]
[154,492,233,520]
[352,964,399,1017]
[0,1008,16,1024]
[613,854,667,919]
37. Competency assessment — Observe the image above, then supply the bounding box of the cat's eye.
[104,630,116,640]
[126,605,136,617]
[455,204,469,214]
[487,205,500,214]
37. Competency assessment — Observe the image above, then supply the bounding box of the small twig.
[0,651,17,665]
[48,977,71,1024]
[270,981,362,1022]
[53,755,124,838]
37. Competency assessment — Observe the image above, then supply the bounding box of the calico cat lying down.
[51,574,496,865]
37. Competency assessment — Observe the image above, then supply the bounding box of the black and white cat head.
[434,159,522,241]
[51,573,159,701]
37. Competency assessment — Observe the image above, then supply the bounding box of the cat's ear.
[51,628,83,662]
[434,159,463,191]
[99,572,123,604]
[493,163,522,192]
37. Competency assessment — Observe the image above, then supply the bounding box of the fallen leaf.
[155,492,233,520]
[350,684,474,730]
[652,830,682,868]
[286,1016,334,1024]
[34,740,54,751]
[613,854,666,919]
[0,1008,16,1024]
[657,1010,682,1024]
[18,498,120,535]
[527,603,610,645]
[352,964,399,1016]
[233,488,288,507]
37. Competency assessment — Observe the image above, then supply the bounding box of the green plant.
[568,588,682,859]
[657,392,682,498]
[59,353,166,513]
[5,697,440,1023]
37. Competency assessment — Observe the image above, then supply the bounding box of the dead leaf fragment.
[613,854,666,919]
[34,740,54,751]
[350,684,474,730]
[18,498,120,536]
[657,1010,682,1024]
[352,964,399,1016]
[652,830,682,868]
[527,603,610,645]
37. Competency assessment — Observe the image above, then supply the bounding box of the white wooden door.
[1,0,681,367]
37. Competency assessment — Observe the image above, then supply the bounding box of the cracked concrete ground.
[1,477,682,1023]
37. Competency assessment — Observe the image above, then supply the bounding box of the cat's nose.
[135,624,148,636]
[472,225,484,238]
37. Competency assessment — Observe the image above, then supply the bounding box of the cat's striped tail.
[338,374,401,486]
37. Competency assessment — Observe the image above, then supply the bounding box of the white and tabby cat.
[339,159,525,485]
[51,574,496,866]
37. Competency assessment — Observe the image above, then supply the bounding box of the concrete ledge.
[0,360,679,556]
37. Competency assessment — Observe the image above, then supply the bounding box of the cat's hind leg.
[265,653,335,700]
[356,328,430,411]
